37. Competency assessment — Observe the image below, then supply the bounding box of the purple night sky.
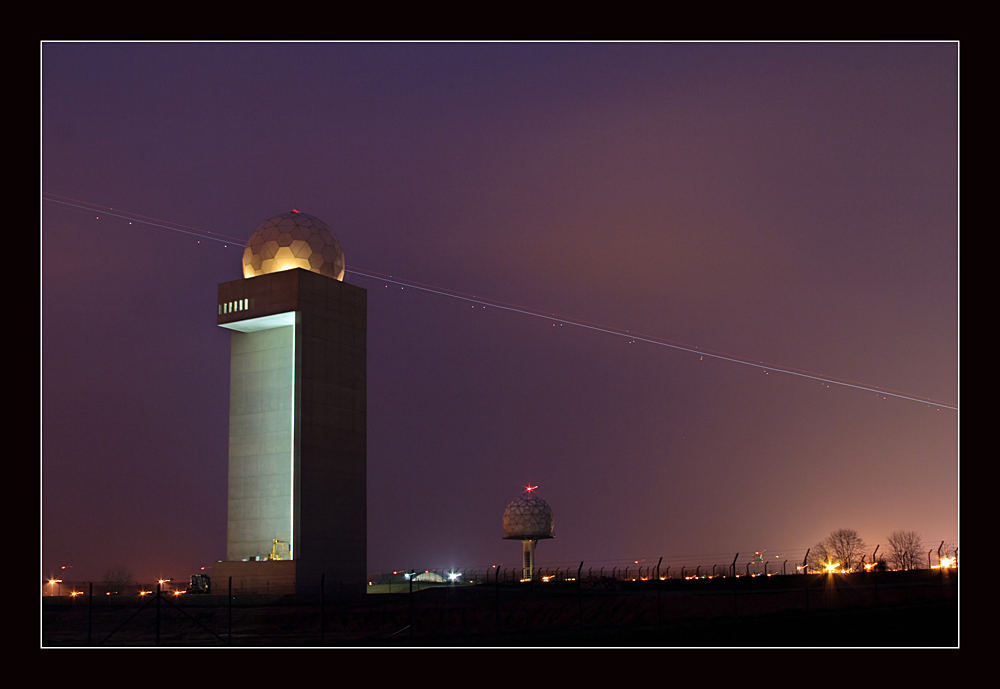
[41,42,958,584]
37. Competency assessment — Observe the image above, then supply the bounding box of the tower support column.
[522,539,537,580]
[218,267,366,595]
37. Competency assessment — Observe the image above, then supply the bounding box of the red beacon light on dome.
[525,484,538,493]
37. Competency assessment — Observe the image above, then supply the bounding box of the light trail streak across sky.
[345,266,958,411]
[43,193,245,246]
[42,194,958,412]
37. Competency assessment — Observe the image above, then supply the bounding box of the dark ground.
[41,570,958,648]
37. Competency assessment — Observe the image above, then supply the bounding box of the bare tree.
[809,528,867,572]
[886,530,923,571]
[808,542,832,571]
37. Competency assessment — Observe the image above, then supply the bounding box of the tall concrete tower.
[213,210,366,596]
[502,486,554,581]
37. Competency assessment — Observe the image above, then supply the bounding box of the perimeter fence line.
[42,561,958,646]
[370,542,958,587]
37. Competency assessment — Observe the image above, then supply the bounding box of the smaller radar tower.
[502,485,554,581]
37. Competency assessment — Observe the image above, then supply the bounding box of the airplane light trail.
[42,194,958,412]
[43,193,245,246]
[344,266,958,411]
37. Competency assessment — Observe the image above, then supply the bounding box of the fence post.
[155,579,161,646]
[409,570,415,638]
[656,557,663,626]
[873,563,879,605]
[87,582,93,646]
[731,552,740,617]
[577,561,584,628]
[936,541,946,595]
[320,573,326,645]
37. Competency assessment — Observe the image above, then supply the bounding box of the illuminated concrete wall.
[219,268,366,595]
[226,323,295,562]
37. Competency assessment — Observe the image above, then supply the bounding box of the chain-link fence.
[42,566,957,647]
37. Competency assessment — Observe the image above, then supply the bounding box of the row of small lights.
[369,554,959,587]
[46,575,195,597]
[49,557,959,595]
[49,560,960,596]
[818,555,957,574]
[530,558,960,583]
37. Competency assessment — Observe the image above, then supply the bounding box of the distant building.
[213,211,366,595]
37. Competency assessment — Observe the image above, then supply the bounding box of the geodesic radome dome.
[502,492,554,540]
[242,210,345,281]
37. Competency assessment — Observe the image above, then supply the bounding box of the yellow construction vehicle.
[267,539,289,561]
